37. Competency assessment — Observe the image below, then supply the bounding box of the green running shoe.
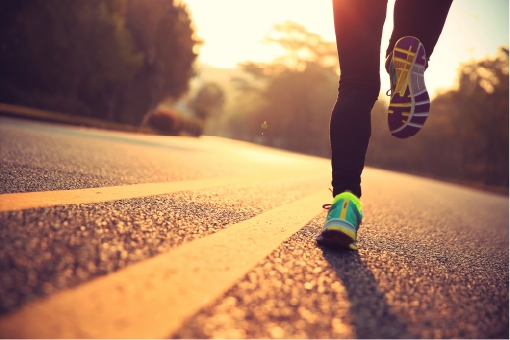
[316,192,362,250]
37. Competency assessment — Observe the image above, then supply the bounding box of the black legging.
[330,0,453,198]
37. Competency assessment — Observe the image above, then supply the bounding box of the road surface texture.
[0,116,508,338]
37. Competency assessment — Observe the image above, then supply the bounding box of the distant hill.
[190,65,253,108]
[184,65,259,136]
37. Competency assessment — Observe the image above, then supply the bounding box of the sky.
[182,0,509,98]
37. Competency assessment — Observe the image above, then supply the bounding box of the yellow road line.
[0,171,318,212]
[0,189,331,338]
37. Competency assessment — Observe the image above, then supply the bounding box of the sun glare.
[183,0,335,68]
[183,0,508,98]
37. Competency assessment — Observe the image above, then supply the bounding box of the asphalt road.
[0,116,508,338]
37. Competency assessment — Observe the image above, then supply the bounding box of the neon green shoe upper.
[324,192,363,231]
[317,191,363,250]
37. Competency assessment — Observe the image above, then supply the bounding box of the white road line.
[0,189,331,338]
[0,171,320,212]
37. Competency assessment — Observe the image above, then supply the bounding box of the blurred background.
[0,0,508,190]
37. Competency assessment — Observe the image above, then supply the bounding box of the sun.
[183,0,509,98]
[183,0,335,68]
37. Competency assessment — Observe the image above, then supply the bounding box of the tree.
[229,21,338,155]
[365,47,509,188]
[118,0,199,125]
[0,0,142,118]
[191,82,225,121]
[454,48,509,185]
[0,0,199,125]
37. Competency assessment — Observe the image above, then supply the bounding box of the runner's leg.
[331,0,388,198]
[386,0,453,60]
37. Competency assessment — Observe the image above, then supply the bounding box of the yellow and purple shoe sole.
[388,36,430,138]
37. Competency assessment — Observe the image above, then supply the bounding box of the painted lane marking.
[0,189,331,338]
[0,171,321,213]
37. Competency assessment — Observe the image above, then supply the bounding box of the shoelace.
[386,88,393,96]
[323,188,335,209]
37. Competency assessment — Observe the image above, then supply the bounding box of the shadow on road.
[319,246,413,339]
